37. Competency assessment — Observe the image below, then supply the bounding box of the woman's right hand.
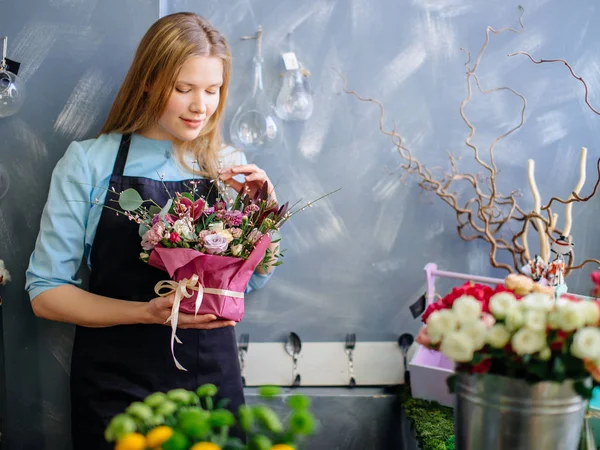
[146,293,236,329]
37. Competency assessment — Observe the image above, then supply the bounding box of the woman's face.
[151,55,224,143]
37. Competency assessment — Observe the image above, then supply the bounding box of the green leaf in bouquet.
[104,413,137,442]
[524,358,549,380]
[181,192,194,201]
[253,405,284,433]
[149,205,161,215]
[156,400,178,417]
[238,405,255,432]
[125,401,154,422]
[162,430,190,450]
[144,392,168,408]
[118,188,144,211]
[258,385,281,398]
[160,199,174,219]
[287,394,310,410]
[139,223,150,238]
[249,434,273,450]
[209,409,236,427]
[574,379,594,399]
[552,356,567,382]
[289,409,316,435]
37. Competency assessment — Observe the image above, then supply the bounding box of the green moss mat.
[397,385,455,450]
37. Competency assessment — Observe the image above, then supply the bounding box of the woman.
[25,12,277,449]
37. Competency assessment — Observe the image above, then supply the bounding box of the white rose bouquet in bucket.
[416,273,600,396]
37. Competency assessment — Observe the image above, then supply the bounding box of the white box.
[408,345,455,408]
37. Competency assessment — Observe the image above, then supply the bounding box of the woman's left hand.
[218,164,277,203]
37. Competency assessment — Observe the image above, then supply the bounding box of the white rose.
[218,230,234,243]
[486,324,511,349]
[525,309,547,331]
[521,293,554,311]
[461,321,487,351]
[547,310,561,329]
[173,219,195,239]
[427,309,458,343]
[208,222,224,233]
[511,328,547,355]
[505,307,525,332]
[557,302,586,331]
[489,292,518,319]
[538,347,552,361]
[571,327,600,361]
[440,331,475,363]
[231,244,243,256]
[580,301,600,326]
[452,295,482,325]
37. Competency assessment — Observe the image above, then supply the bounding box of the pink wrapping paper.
[148,235,272,322]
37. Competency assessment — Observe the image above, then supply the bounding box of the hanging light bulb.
[0,37,25,118]
[230,26,282,152]
[275,34,313,122]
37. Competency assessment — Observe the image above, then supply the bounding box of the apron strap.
[111,134,132,177]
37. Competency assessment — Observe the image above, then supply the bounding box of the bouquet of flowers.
[113,179,337,370]
[105,384,316,450]
[416,273,600,397]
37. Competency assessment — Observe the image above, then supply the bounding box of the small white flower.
[505,307,525,332]
[489,292,518,319]
[173,219,195,240]
[525,309,547,331]
[521,293,554,312]
[461,321,487,351]
[547,310,561,330]
[511,328,546,356]
[440,331,475,363]
[557,302,586,331]
[452,295,482,325]
[571,327,600,361]
[427,309,459,343]
[0,259,11,285]
[218,230,234,243]
[231,244,243,256]
[486,324,511,349]
[208,222,224,233]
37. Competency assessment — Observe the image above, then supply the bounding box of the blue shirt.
[25,133,273,301]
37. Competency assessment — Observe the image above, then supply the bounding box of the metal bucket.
[455,372,588,450]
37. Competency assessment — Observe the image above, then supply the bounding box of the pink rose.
[141,222,165,250]
[230,228,243,239]
[198,230,215,241]
[203,233,229,254]
[169,232,181,244]
[481,313,496,328]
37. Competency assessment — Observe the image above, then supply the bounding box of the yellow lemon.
[146,426,174,448]
[190,443,222,450]
[270,445,295,450]
[115,433,146,450]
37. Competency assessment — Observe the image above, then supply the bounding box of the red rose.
[471,358,492,374]
[169,231,181,243]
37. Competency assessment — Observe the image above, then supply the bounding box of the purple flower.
[151,214,161,226]
[244,204,260,215]
[225,210,243,227]
[204,206,215,216]
[204,234,229,255]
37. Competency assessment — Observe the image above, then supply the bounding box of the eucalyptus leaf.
[149,205,161,215]
[118,188,143,211]
[159,199,173,219]
[139,223,150,238]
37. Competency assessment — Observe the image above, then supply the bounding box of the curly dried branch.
[509,51,600,116]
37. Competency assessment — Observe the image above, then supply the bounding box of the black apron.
[70,134,244,449]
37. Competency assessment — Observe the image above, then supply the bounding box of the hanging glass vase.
[275,34,313,121]
[229,26,282,152]
[0,37,25,118]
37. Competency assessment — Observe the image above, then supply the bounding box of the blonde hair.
[100,12,231,179]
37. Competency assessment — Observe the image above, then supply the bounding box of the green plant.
[105,384,316,450]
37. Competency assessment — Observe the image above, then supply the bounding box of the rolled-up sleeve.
[25,141,91,301]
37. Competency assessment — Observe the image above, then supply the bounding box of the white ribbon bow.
[154,275,244,371]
